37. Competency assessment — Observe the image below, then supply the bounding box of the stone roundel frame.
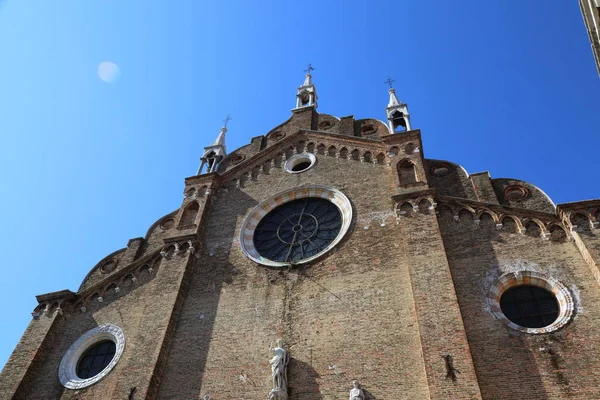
[240,185,353,268]
[59,324,125,389]
[488,271,575,334]
[284,153,317,174]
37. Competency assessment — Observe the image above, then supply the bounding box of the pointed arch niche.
[179,201,200,228]
[397,159,419,186]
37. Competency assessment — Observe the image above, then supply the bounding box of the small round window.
[489,271,574,334]
[504,185,529,201]
[284,153,316,174]
[59,324,125,389]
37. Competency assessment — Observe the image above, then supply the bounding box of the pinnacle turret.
[294,64,318,110]
[197,116,230,175]
[384,77,411,133]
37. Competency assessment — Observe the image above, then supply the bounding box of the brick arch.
[396,201,415,216]
[523,218,546,238]
[570,212,592,232]
[476,209,499,223]
[363,151,372,163]
[339,147,348,159]
[499,214,523,233]
[458,207,475,222]
[547,223,568,242]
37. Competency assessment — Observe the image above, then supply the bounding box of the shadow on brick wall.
[438,211,551,399]
[288,357,322,399]
[155,187,258,399]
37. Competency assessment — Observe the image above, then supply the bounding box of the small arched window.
[398,160,418,185]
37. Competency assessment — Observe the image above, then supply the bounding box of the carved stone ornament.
[349,380,365,400]
[58,324,125,389]
[269,339,289,400]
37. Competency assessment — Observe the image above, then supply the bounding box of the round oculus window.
[284,153,316,174]
[489,271,575,334]
[76,340,116,379]
[500,285,559,328]
[240,186,353,267]
[59,324,125,389]
[504,185,529,201]
[254,198,341,263]
[100,259,117,274]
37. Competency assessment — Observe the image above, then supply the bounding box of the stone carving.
[269,339,289,400]
[349,380,365,400]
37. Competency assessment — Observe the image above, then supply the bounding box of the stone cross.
[222,114,232,128]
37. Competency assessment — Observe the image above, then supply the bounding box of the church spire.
[384,77,411,133]
[197,115,230,175]
[294,64,318,110]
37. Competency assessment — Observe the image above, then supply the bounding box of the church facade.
[2,73,600,399]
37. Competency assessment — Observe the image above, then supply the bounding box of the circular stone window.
[318,120,334,130]
[229,154,246,165]
[361,124,378,135]
[284,153,316,174]
[240,185,353,267]
[100,259,118,274]
[431,163,451,177]
[59,324,125,389]
[504,185,529,201]
[160,217,175,230]
[489,271,574,334]
[267,131,286,141]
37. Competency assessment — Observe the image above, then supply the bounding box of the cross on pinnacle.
[304,63,315,74]
[222,114,232,128]
[384,77,395,89]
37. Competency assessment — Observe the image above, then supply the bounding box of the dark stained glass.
[500,285,560,328]
[254,198,342,263]
[291,161,311,172]
[76,340,116,379]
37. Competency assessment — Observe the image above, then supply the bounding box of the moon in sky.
[97,62,121,83]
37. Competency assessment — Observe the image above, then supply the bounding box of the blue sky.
[0,1,598,369]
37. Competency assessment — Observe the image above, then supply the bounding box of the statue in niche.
[269,339,289,400]
[349,380,365,400]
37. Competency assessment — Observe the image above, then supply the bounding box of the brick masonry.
[1,106,600,399]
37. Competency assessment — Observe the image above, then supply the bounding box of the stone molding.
[58,324,125,389]
[488,271,575,334]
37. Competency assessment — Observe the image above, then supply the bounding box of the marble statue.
[269,339,289,400]
[349,380,365,400]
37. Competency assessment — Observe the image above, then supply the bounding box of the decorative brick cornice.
[392,191,569,240]
[379,129,421,145]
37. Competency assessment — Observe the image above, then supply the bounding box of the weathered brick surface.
[491,178,555,213]
[158,142,433,399]
[3,107,600,400]
[439,211,600,399]
[424,159,477,201]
